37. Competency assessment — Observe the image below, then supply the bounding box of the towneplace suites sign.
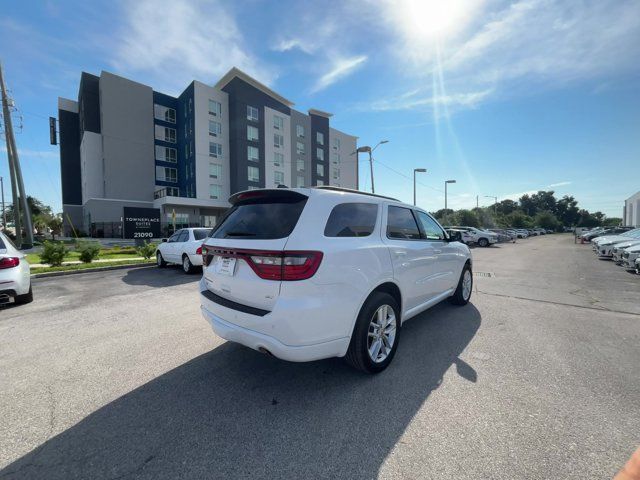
[123,207,161,239]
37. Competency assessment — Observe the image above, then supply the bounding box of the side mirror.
[162,238,168,243]
[448,231,462,242]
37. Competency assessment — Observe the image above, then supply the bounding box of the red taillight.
[196,245,202,255]
[0,257,20,269]
[247,251,323,281]
[204,247,322,281]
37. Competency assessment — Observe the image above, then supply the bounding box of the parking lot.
[1,234,638,479]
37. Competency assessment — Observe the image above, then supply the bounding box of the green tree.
[534,211,560,230]
[506,211,533,228]
[456,209,480,228]
[495,199,518,215]
[555,195,580,226]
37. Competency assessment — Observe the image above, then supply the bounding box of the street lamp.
[355,140,389,194]
[444,179,456,211]
[413,168,427,206]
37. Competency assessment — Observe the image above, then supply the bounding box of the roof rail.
[311,186,399,202]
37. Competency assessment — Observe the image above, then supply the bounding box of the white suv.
[199,187,473,373]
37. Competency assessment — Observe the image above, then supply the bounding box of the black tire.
[478,238,489,248]
[182,254,194,274]
[450,264,472,306]
[156,251,167,268]
[345,292,401,374]
[16,285,33,304]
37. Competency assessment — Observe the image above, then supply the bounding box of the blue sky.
[1,0,639,217]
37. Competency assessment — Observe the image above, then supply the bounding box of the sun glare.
[402,0,474,40]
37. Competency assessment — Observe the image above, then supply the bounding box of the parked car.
[635,257,640,275]
[621,244,640,271]
[612,239,640,264]
[0,230,32,305]
[445,228,474,245]
[200,187,473,373]
[583,227,632,242]
[513,229,529,238]
[445,226,498,247]
[592,228,640,257]
[156,227,212,273]
[488,229,516,243]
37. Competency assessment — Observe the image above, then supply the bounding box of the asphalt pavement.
[0,234,638,479]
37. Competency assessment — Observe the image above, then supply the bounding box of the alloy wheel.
[462,270,472,300]
[367,304,397,363]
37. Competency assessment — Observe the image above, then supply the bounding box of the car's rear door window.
[193,229,211,241]
[211,198,307,240]
[387,206,421,240]
[324,203,378,237]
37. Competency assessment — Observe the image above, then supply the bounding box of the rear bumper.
[200,302,350,362]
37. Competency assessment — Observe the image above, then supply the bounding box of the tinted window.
[324,203,378,237]
[212,199,307,240]
[168,231,181,243]
[387,206,421,240]
[177,231,189,242]
[193,229,211,241]
[415,211,446,240]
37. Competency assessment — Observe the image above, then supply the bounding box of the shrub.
[136,242,157,260]
[40,241,68,266]
[76,241,101,263]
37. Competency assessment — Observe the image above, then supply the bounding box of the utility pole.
[0,61,33,248]
[413,168,427,206]
[476,195,479,208]
[0,176,5,229]
[355,140,388,195]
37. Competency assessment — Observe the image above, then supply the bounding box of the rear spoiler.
[228,189,308,206]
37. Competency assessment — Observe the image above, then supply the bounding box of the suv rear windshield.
[324,203,378,237]
[211,198,307,240]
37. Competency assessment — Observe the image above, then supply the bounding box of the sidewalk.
[30,257,144,268]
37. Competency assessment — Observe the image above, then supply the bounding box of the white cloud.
[366,88,492,112]
[547,181,572,188]
[271,38,314,55]
[367,0,640,111]
[310,55,368,93]
[111,0,276,94]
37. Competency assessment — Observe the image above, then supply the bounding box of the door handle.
[394,251,407,256]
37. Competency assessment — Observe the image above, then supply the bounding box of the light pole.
[0,176,5,229]
[484,195,498,213]
[444,179,456,211]
[355,140,388,194]
[413,168,427,206]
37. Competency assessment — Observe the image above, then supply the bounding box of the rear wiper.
[224,232,256,237]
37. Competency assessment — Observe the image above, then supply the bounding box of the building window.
[333,168,340,179]
[188,98,192,113]
[274,133,284,148]
[247,105,259,122]
[297,175,304,187]
[209,142,222,158]
[317,179,324,186]
[248,166,260,182]
[274,171,285,185]
[333,137,340,150]
[274,115,284,130]
[201,215,217,227]
[296,141,305,155]
[296,125,305,138]
[247,125,259,142]
[296,159,305,171]
[168,186,179,196]
[316,132,324,145]
[209,184,222,199]
[209,120,221,136]
[154,105,176,123]
[274,152,284,167]
[155,125,176,143]
[317,163,324,177]
[155,146,177,163]
[184,144,188,159]
[317,148,324,161]
[155,166,177,183]
[209,99,222,116]
[332,152,340,165]
[209,163,222,178]
[248,146,259,162]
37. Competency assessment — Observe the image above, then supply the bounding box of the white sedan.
[0,230,32,305]
[156,228,211,274]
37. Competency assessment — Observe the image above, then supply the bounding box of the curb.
[31,262,155,279]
